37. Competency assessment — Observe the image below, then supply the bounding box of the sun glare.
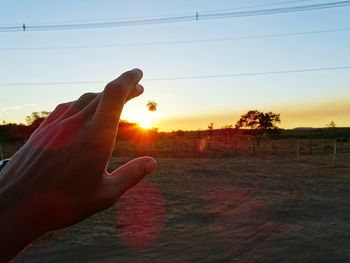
[138,115,152,129]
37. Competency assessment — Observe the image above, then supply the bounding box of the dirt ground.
[14,154,350,262]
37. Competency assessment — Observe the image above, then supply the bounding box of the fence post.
[234,140,238,155]
[272,140,276,155]
[172,138,176,157]
[0,144,3,159]
[332,140,337,167]
[252,139,256,155]
[193,137,197,157]
[339,141,343,153]
[309,140,313,154]
[296,140,300,161]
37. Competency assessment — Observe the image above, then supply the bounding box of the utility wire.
[205,0,314,13]
[1,27,349,51]
[145,66,350,81]
[1,1,349,32]
[0,0,314,27]
[1,65,349,87]
[200,1,350,19]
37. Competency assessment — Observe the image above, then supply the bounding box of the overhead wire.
[144,66,350,81]
[0,1,350,32]
[0,2,348,89]
[0,27,349,51]
[0,0,315,27]
[0,65,349,87]
[204,0,315,13]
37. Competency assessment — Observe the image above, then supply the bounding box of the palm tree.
[146,100,158,129]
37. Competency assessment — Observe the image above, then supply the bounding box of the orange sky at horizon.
[155,98,350,132]
[1,97,349,132]
[6,97,347,133]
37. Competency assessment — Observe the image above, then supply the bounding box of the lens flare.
[115,180,165,250]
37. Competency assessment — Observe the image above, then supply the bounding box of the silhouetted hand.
[0,69,157,262]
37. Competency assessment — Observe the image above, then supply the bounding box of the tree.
[26,111,50,126]
[25,111,51,135]
[235,110,281,131]
[146,101,158,129]
[0,123,28,143]
[326,120,336,128]
[235,110,281,146]
[146,100,157,112]
[207,123,214,138]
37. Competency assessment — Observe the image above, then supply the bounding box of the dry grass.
[113,136,350,159]
[14,154,350,262]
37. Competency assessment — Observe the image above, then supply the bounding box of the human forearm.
[0,189,44,262]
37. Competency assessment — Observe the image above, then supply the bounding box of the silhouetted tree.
[25,111,50,135]
[235,110,281,146]
[326,120,336,128]
[208,123,214,138]
[146,101,158,129]
[25,111,50,124]
[146,101,157,112]
[0,123,28,143]
[235,110,280,131]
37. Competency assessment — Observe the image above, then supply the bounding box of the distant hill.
[282,127,350,140]
[293,127,316,131]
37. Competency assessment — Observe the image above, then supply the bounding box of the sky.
[0,0,349,131]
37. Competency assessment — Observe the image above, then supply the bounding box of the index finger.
[92,69,143,130]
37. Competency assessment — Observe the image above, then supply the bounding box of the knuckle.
[105,81,117,90]
[54,103,65,111]
[54,102,70,112]
[105,81,128,95]
[78,92,97,102]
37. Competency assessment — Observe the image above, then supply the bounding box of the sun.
[138,114,152,129]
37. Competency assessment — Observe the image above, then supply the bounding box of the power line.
[0,81,104,87]
[1,65,349,87]
[0,0,314,27]
[145,66,350,81]
[205,0,314,13]
[1,27,349,51]
[201,1,350,19]
[1,1,349,32]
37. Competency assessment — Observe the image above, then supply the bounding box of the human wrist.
[0,184,45,261]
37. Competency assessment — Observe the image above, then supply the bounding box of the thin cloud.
[0,106,23,113]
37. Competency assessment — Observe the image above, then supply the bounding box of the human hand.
[0,69,157,261]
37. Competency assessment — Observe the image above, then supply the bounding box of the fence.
[1,136,349,166]
[0,142,22,159]
[113,134,350,162]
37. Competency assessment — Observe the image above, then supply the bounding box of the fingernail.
[145,159,157,173]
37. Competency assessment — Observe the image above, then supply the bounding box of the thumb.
[104,157,157,200]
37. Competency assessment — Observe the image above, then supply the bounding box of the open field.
[13,153,350,262]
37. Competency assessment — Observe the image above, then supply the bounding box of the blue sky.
[1,0,350,131]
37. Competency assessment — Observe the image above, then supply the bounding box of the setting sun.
[137,114,152,129]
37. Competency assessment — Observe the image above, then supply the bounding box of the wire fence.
[1,136,349,167]
[113,135,350,165]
